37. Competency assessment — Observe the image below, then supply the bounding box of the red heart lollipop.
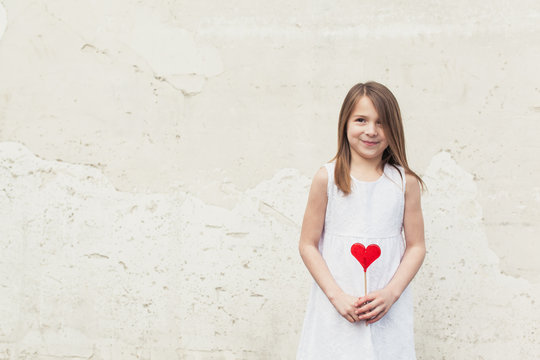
[351,243,381,272]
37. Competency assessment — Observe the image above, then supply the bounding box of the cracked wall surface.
[0,0,539,359]
[1,144,538,359]
[416,152,539,358]
[0,141,310,359]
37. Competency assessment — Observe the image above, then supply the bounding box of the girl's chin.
[352,149,383,159]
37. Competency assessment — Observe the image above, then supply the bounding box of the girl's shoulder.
[388,165,422,195]
[314,163,330,182]
[313,161,332,185]
[325,161,337,179]
[319,160,335,177]
[324,160,336,168]
[313,161,336,197]
[311,164,330,199]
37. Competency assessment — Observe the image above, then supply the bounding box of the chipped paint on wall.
[0,0,539,358]
[416,151,539,358]
[0,141,309,358]
[1,142,539,358]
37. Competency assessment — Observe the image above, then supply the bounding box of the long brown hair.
[330,81,427,195]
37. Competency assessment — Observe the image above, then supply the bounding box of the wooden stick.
[364,271,367,297]
[364,271,368,326]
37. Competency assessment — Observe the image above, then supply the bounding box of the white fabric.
[296,161,416,360]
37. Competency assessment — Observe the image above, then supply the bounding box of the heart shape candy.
[350,243,381,272]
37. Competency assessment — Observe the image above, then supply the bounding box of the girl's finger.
[356,299,379,314]
[357,293,375,304]
[358,306,381,320]
[367,308,388,324]
[366,312,384,324]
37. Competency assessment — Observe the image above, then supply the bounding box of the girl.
[296,81,426,359]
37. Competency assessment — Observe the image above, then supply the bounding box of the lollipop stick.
[364,271,367,297]
[364,271,368,326]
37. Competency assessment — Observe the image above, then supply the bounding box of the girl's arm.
[299,166,362,323]
[355,172,426,324]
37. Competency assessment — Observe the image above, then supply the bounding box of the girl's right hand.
[329,292,362,323]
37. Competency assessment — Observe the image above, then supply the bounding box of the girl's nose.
[365,123,377,135]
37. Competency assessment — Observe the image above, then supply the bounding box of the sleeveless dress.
[296,161,416,360]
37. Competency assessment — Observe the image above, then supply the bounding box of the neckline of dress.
[350,163,387,184]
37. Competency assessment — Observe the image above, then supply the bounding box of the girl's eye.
[356,118,365,122]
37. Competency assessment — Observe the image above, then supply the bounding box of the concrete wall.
[0,1,539,359]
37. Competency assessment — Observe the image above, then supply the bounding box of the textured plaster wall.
[0,0,539,359]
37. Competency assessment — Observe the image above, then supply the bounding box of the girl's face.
[346,96,389,162]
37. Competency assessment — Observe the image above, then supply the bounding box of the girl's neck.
[350,153,384,173]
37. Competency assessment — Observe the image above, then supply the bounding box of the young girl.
[296,81,426,359]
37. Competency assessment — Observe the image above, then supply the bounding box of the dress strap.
[383,163,406,194]
[396,164,406,194]
[323,161,335,197]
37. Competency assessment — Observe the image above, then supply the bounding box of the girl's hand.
[354,287,398,324]
[329,292,362,323]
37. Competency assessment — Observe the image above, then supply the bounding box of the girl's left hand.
[354,287,398,324]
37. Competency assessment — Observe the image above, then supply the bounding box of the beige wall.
[0,0,539,358]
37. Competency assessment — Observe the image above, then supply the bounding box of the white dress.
[296,161,416,360]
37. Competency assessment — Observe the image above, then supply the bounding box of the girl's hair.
[329,81,427,195]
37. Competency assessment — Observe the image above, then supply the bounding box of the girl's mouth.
[362,140,379,146]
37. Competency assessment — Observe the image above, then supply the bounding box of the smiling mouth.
[362,140,379,145]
